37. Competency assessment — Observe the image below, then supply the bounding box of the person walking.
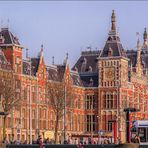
[39,137,43,148]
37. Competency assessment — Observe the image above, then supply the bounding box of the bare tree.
[0,72,22,140]
[46,74,73,144]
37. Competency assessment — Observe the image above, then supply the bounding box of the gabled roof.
[0,28,20,45]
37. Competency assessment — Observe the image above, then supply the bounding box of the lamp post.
[123,107,140,143]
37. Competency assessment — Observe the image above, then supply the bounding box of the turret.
[111,10,116,31]
[143,28,147,47]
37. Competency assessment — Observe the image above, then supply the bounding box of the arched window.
[78,98,81,109]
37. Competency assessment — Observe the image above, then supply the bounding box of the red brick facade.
[0,11,148,144]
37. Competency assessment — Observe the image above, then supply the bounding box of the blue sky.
[0,1,148,67]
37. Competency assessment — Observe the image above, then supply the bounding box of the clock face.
[104,67,115,81]
[108,70,114,78]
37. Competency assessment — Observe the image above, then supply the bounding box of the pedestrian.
[3,137,9,144]
[39,137,43,148]
[77,142,84,148]
[134,135,140,143]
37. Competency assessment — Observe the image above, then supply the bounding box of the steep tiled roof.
[46,64,84,86]
[23,60,31,75]
[46,65,59,81]
[0,28,20,45]
[31,58,40,76]
[100,40,126,57]
[23,58,40,76]
[57,65,66,81]
[79,73,98,87]
[46,64,66,82]
[70,71,83,86]
[72,50,100,73]
[126,49,148,69]
[0,49,11,70]
[126,50,137,67]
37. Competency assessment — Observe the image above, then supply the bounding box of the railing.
[6,143,142,148]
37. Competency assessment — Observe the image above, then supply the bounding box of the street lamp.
[124,107,140,143]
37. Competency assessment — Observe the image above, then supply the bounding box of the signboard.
[133,120,148,127]
[44,131,54,139]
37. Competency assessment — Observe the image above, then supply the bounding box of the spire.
[143,28,147,46]
[38,44,44,58]
[63,52,69,65]
[40,44,44,57]
[111,10,116,31]
[100,10,126,58]
[66,52,68,60]
[52,56,54,65]
[26,48,28,59]
[136,34,142,76]
[130,62,133,74]
[41,44,43,52]
[7,18,10,28]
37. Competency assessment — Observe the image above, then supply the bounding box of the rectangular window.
[105,94,113,109]
[22,108,25,118]
[86,115,96,132]
[43,109,46,119]
[39,108,42,118]
[22,119,25,129]
[32,110,35,119]
[32,86,36,103]
[85,95,96,109]
[108,122,112,132]
[39,120,42,129]
[7,117,11,128]
[32,119,35,129]
[16,80,21,89]
[43,120,46,129]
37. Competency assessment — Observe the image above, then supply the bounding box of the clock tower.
[98,10,129,143]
